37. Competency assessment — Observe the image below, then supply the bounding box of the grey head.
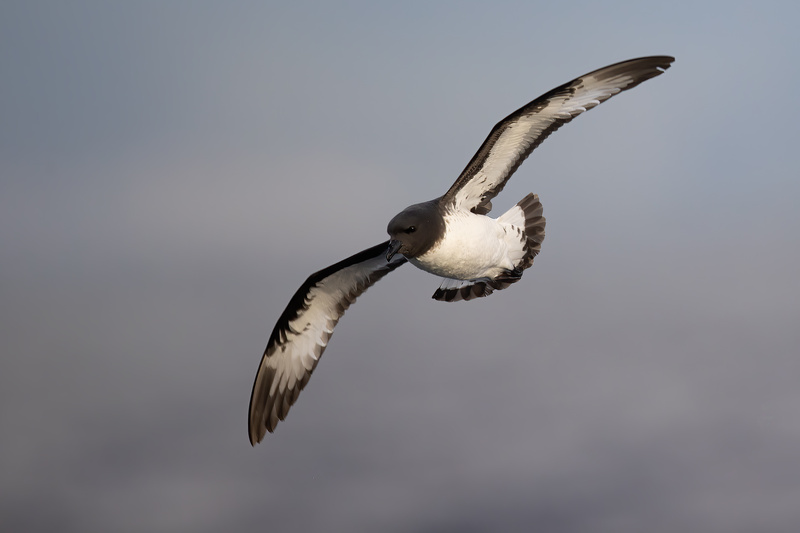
[386,199,445,260]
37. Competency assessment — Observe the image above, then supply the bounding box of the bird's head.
[386,201,444,260]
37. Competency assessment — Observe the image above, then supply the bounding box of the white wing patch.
[248,243,406,443]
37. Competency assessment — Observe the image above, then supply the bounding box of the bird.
[248,55,674,444]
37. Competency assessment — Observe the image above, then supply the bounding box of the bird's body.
[408,200,537,281]
[412,209,517,280]
[248,56,674,443]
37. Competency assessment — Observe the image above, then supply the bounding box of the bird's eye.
[406,226,416,233]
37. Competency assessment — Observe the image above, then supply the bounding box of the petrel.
[248,56,674,443]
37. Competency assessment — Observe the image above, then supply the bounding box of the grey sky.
[2,2,799,532]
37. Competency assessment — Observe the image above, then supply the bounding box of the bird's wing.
[442,56,674,215]
[248,241,406,443]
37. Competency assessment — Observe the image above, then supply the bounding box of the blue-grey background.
[2,2,799,531]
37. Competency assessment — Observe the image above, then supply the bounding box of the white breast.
[410,210,519,280]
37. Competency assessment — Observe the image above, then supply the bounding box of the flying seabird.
[248,56,674,444]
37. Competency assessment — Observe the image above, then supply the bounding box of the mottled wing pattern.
[443,56,674,215]
[248,242,406,443]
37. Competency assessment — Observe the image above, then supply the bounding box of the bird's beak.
[386,240,403,261]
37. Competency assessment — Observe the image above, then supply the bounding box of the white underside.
[409,208,527,280]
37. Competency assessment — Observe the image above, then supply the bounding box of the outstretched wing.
[443,56,674,215]
[248,241,406,443]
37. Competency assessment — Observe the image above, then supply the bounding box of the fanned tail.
[433,193,545,302]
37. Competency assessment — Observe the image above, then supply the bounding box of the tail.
[497,192,545,268]
[433,193,546,302]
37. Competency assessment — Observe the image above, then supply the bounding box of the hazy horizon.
[2,2,799,532]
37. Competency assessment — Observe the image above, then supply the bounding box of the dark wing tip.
[587,55,675,89]
[247,335,324,444]
[248,363,275,444]
[605,55,675,70]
